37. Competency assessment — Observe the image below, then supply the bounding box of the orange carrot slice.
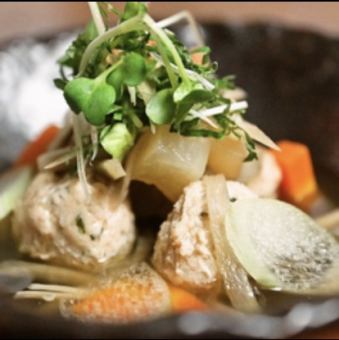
[67,264,171,323]
[191,52,204,65]
[15,125,60,167]
[272,140,318,210]
[169,285,207,312]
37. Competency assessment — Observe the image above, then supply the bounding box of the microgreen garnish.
[56,2,257,162]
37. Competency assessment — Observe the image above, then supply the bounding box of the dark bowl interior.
[1,21,339,338]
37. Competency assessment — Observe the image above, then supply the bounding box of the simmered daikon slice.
[208,136,247,179]
[130,126,210,202]
[228,199,339,293]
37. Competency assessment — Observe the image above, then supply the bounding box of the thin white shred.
[90,126,99,162]
[235,117,280,151]
[88,2,106,35]
[190,109,219,129]
[150,52,215,90]
[72,114,90,197]
[28,283,85,294]
[15,290,74,302]
[195,102,248,118]
[156,10,204,47]
[37,146,76,171]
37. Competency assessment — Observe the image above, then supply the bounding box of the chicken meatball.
[152,180,257,293]
[12,172,136,271]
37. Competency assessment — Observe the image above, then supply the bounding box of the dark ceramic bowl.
[1,22,339,339]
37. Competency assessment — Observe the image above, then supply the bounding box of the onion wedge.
[203,175,261,313]
[235,118,279,151]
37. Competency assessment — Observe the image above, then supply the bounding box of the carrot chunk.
[191,52,204,65]
[169,285,207,312]
[67,264,171,323]
[15,125,59,167]
[272,140,318,209]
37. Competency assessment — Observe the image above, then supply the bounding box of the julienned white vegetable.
[228,199,339,292]
[203,175,260,313]
[0,166,33,220]
[130,126,210,202]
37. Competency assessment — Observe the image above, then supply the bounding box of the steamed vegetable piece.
[228,199,339,292]
[208,136,247,179]
[62,263,172,323]
[129,126,210,201]
[97,158,126,180]
[0,167,33,220]
[14,125,60,167]
[272,140,318,209]
[169,285,207,312]
[203,175,260,313]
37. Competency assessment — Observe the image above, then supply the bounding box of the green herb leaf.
[173,81,192,103]
[58,20,98,76]
[243,132,258,162]
[85,82,116,126]
[122,52,147,86]
[64,76,116,125]
[100,123,135,160]
[146,88,176,124]
[64,78,93,114]
[107,67,124,99]
[53,78,67,90]
[121,2,147,22]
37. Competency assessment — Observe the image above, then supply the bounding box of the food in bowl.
[0,1,339,324]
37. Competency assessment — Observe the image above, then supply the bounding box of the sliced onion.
[235,118,280,151]
[203,175,261,313]
[37,147,77,171]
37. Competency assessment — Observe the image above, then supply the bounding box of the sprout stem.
[88,2,106,35]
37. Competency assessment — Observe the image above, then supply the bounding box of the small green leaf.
[122,53,147,86]
[176,88,214,122]
[54,78,67,90]
[107,67,124,99]
[64,78,93,114]
[121,2,147,21]
[173,81,192,103]
[85,82,116,126]
[146,88,176,125]
[100,123,135,160]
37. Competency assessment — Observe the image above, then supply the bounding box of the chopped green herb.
[75,215,86,234]
[100,123,135,160]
